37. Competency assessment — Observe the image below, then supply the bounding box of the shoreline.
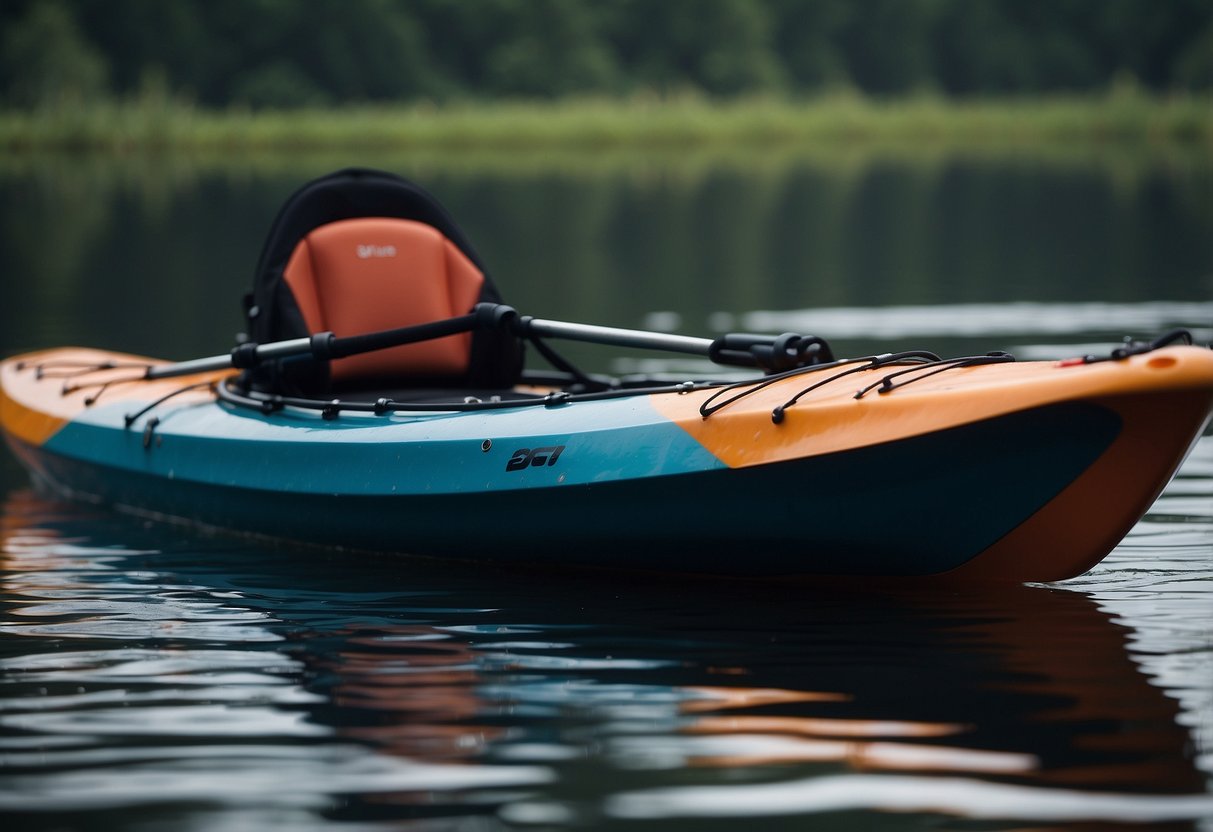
[2,93,1209,153]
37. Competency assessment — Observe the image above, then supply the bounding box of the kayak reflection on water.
[0,490,1210,829]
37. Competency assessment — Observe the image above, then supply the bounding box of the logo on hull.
[506,446,565,472]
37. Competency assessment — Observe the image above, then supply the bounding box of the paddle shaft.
[144,336,313,380]
[518,317,712,356]
[145,310,487,381]
[143,305,715,381]
[141,301,832,380]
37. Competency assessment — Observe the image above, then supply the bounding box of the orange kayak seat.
[241,169,525,397]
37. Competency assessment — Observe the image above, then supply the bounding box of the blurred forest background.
[0,0,1209,368]
[2,0,1209,110]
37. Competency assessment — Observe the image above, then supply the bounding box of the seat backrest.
[283,217,485,384]
[246,168,523,393]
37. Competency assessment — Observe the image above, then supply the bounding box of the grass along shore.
[2,92,1209,153]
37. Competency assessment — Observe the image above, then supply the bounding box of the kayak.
[3,338,1211,583]
[2,169,1212,582]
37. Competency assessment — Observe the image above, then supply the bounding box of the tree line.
[3,0,1209,110]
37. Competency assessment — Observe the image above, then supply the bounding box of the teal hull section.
[22,396,1122,577]
[45,394,719,495]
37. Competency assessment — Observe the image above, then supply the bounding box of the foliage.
[0,0,1209,110]
[1,0,109,108]
[1,93,1208,154]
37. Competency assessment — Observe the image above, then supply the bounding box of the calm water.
[1,150,1211,830]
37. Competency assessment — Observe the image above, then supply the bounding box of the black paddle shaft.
[143,303,832,380]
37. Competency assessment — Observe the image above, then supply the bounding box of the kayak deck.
[3,343,1213,583]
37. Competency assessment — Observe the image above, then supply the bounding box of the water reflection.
[0,493,552,827]
[2,488,1210,829]
[1,152,1209,369]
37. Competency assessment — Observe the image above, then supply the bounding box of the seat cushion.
[282,217,485,383]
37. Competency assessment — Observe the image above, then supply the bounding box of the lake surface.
[1,149,1211,830]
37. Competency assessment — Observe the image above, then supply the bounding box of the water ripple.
[0,744,553,812]
[605,774,1213,822]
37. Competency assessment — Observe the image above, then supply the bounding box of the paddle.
[143,303,833,381]
[144,304,508,380]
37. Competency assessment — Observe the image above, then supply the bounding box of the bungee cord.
[13,326,1197,430]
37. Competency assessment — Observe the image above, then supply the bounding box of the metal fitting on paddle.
[230,341,261,369]
[709,332,835,372]
[310,332,336,360]
[473,303,518,330]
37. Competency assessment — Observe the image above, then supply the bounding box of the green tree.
[1172,19,1212,89]
[2,0,110,108]
[67,0,207,99]
[610,0,783,95]
[480,0,619,97]
[832,0,940,95]
[767,0,852,91]
[3,0,1211,109]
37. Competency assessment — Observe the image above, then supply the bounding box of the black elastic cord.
[1076,329,1195,365]
[25,360,151,381]
[217,377,722,417]
[78,379,136,406]
[700,363,838,419]
[526,335,603,390]
[853,352,1016,399]
[1112,328,1193,359]
[770,351,942,423]
[61,375,146,402]
[38,361,158,403]
[1151,329,1193,348]
[123,381,216,428]
[699,358,869,419]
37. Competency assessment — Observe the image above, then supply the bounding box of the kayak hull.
[4,345,1212,582]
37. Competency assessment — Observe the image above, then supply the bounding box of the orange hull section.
[650,346,1213,581]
